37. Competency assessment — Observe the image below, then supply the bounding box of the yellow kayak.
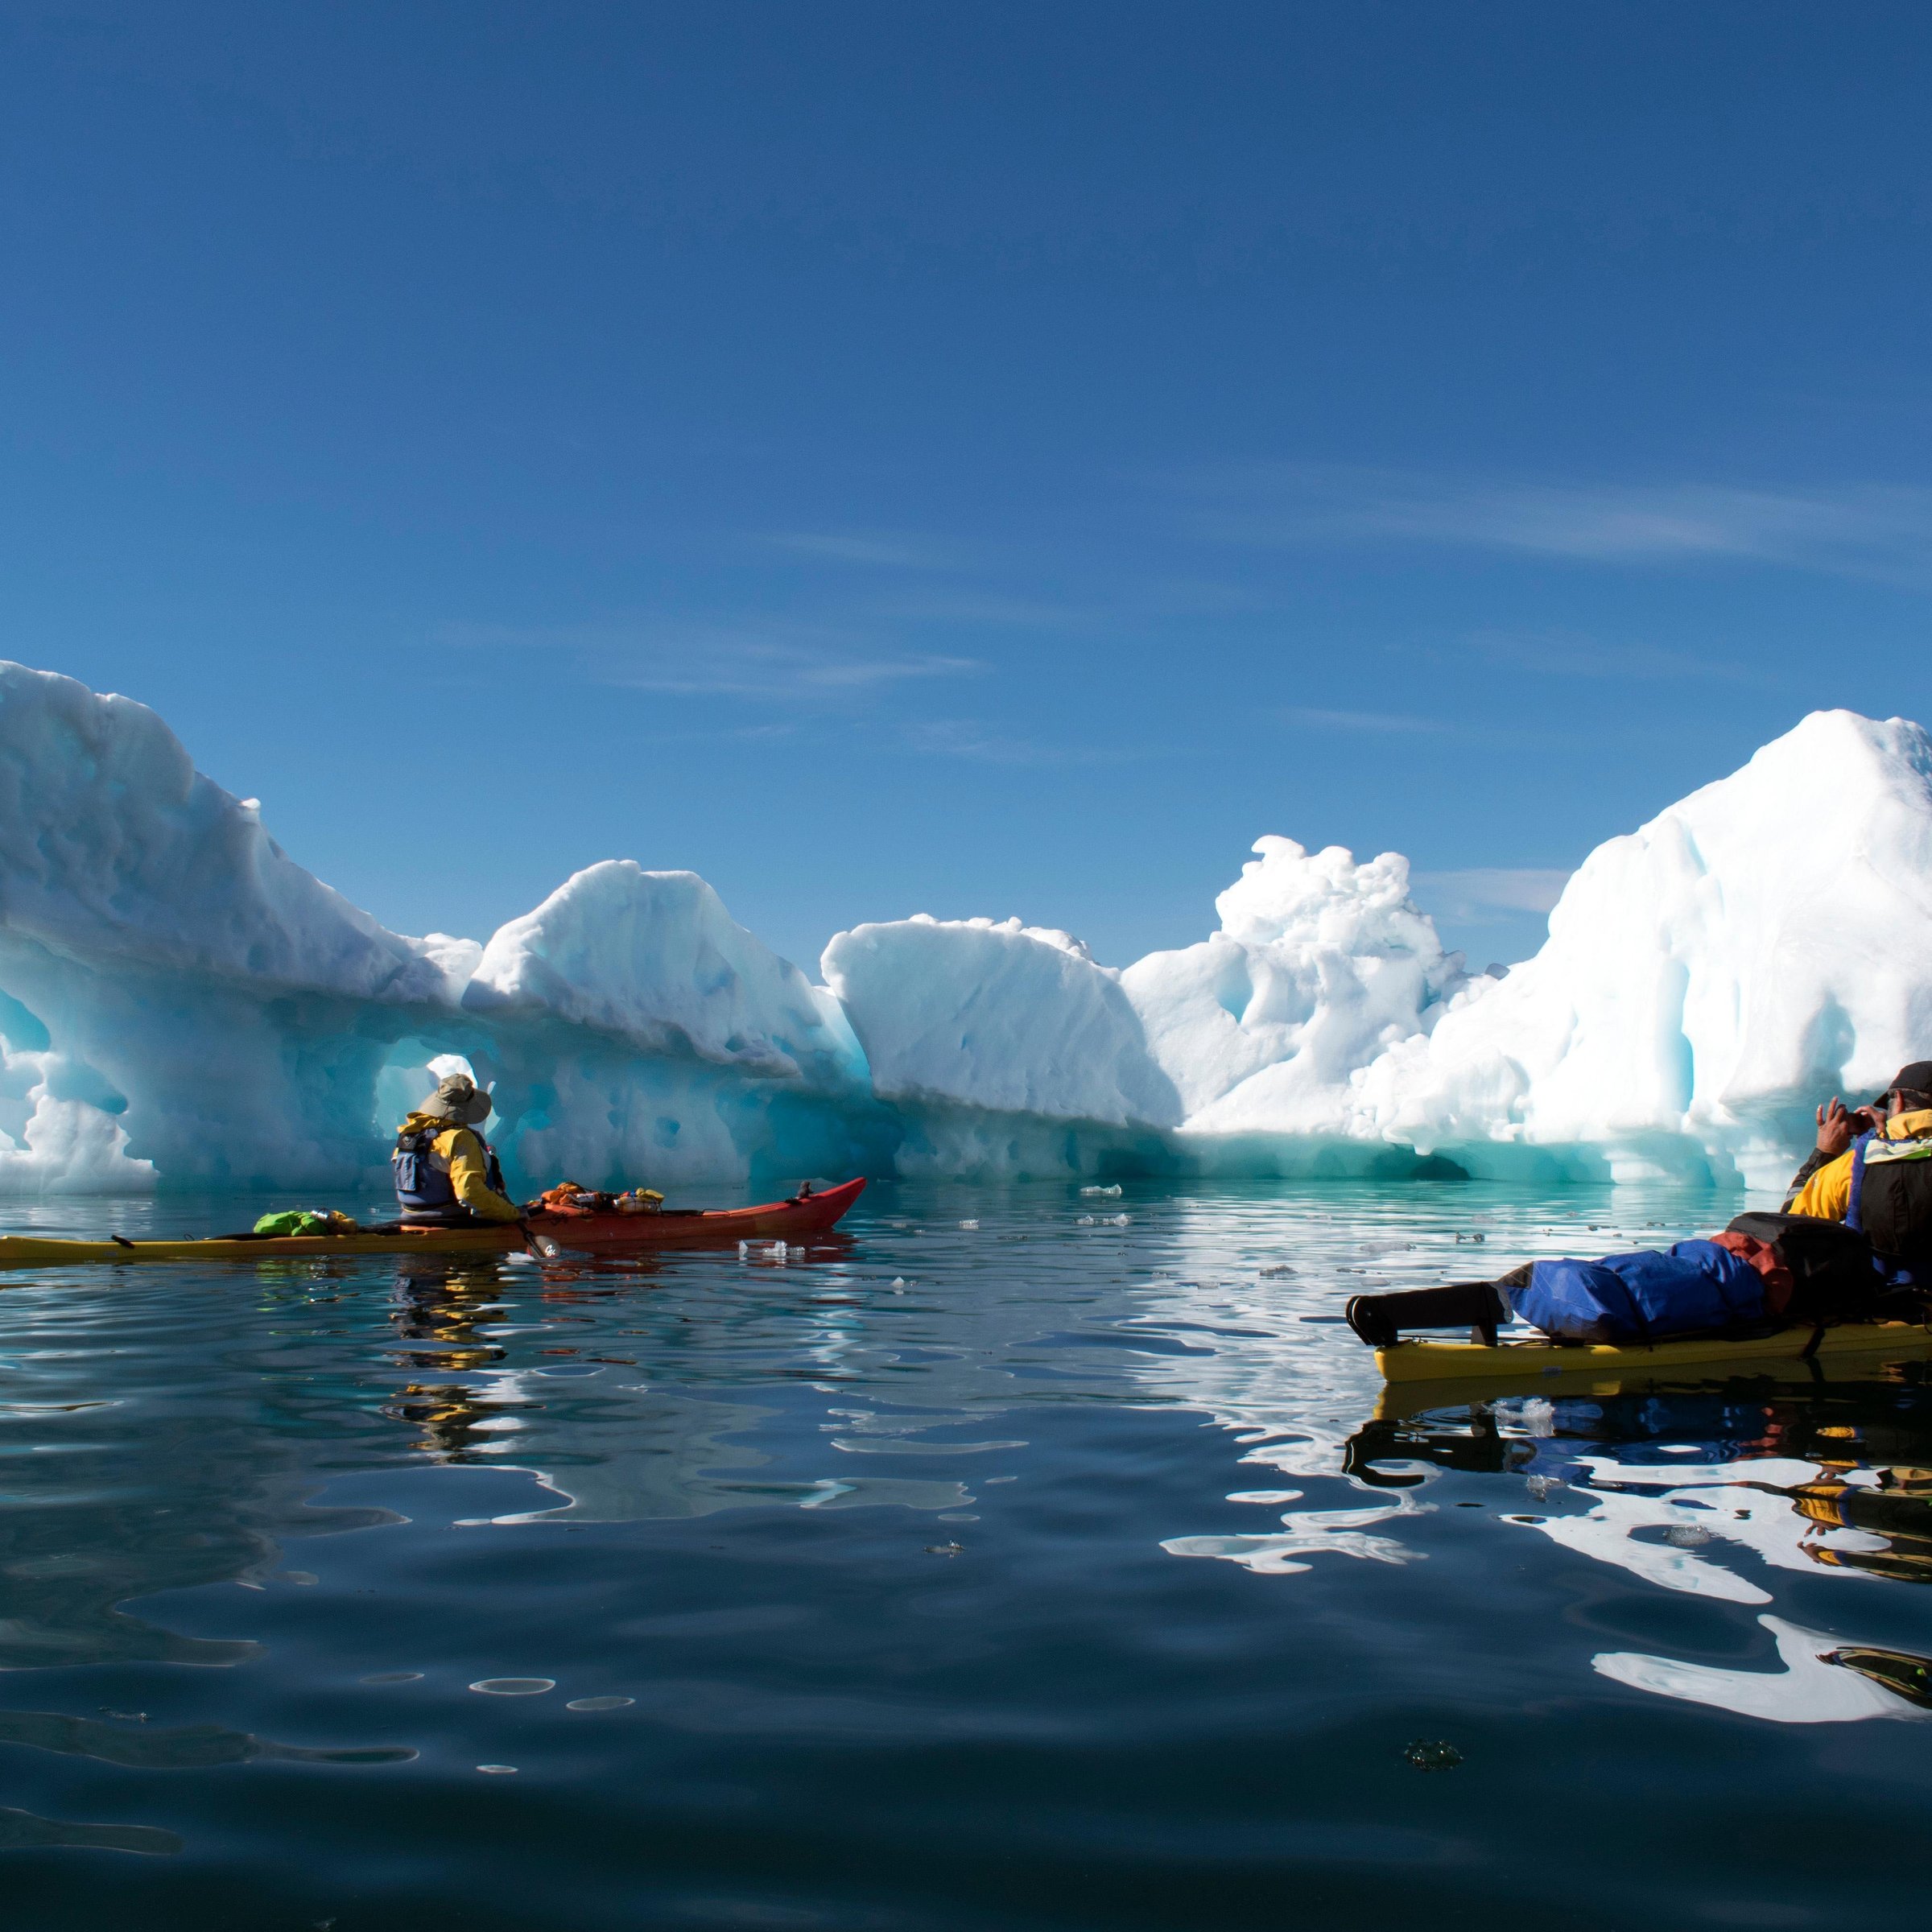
[0,1226,522,1266]
[1377,1318,1932,1388]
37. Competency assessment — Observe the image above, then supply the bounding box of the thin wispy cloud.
[440,618,983,700]
[1190,464,1932,584]
[903,720,1156,767]
[1414,867,1572,919]
[1282,705,1458,734]
[867,590,1093,630]
[1462,630,1766,684]
[766,530,960,570]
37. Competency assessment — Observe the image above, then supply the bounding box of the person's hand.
[1815,1097,1868,1156]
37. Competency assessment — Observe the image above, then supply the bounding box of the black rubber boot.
[1344,1281,1509,1349]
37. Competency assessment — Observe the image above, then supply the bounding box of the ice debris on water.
[1662,1525,1715,1549]
[1076,1215,1096,1226]
[958,1219,980,1229]
[739,1240,795,1264]
[469,1678,555,1696]
[1257,1263,1295,1278]
[1402,1740,1463,1772]
[924,1542,964,1558]
[1080,1184,1124,1197]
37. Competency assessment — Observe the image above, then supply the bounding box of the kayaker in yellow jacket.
[1784,1060,1932,1221]
[392,1073,521,1225]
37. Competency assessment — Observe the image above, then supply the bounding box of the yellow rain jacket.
[394,1111,522,1223]
[1790,1108,1932,1221]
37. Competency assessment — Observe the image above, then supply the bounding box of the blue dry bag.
[1506,1240,1766,1344]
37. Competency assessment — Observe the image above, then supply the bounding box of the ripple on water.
[0,1177,1926,1932]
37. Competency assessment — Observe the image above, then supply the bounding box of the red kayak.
[526,1176,869,1253]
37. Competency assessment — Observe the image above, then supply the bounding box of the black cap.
[1879,1062,1932,1102]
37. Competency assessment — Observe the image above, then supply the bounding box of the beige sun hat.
[421,1072,493,1125]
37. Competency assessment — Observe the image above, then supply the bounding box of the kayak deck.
[1377,1315,1932,1386]
[0,1177,867,1267]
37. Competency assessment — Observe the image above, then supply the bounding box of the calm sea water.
[1,1175,1929,1930]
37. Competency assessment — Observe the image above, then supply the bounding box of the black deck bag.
[1723,1212,1900,1323]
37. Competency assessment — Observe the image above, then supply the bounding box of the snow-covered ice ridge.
[0,659,1925,1194]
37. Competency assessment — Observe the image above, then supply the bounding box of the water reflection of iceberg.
[1596,1616,1932,1724]
[1502,1454,1894,1607]
[1354,1374,1932,1721]
[1160,1495,1429,1575]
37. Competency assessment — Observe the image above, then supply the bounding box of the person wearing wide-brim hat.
[392,1073,520,1225]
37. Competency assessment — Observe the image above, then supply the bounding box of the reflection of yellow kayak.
[1377,1318,1932,1388]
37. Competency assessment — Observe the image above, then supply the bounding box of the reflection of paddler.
[1794,1464,1932,1582]
[387,1259,510,1459]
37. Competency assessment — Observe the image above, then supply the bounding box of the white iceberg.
[0,657,1925,1195]
[1351,709,1932,1185]
[1124,836,1467,1133]
[822,914,1181,1127]
[463,863,877,1194]
[0,664,881,1192]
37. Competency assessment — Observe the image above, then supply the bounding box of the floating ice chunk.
[739,1240,793,1265]
[1080,1184,1123,1197]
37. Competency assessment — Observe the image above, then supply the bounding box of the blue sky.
[5,2,1932,972]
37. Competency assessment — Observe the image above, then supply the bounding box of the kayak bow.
[1376,1315,1932,1387]
[0,1177,868,1268]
